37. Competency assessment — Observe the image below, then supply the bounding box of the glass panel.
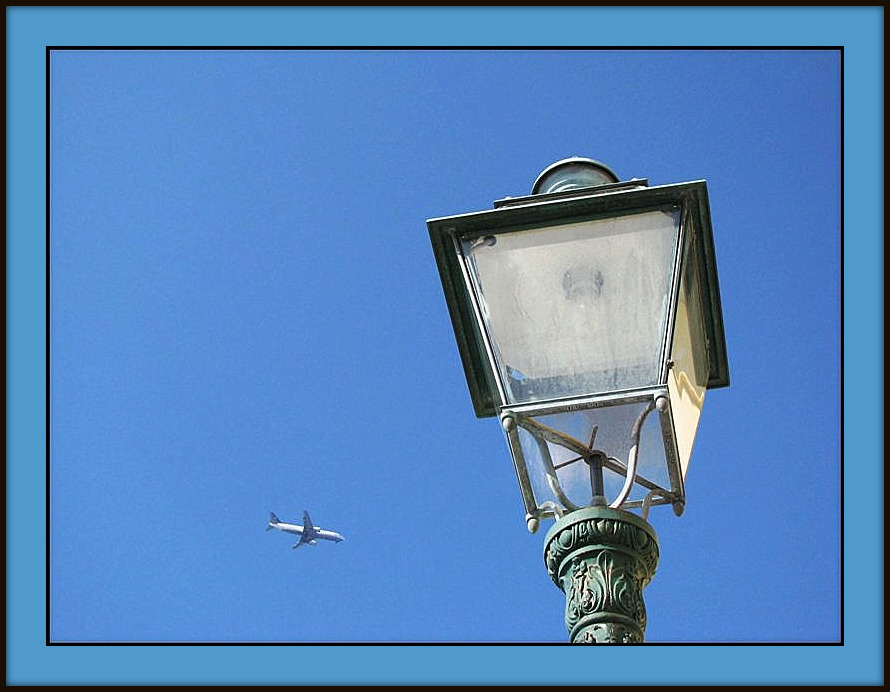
[668,231,709,479]
[513,400,671,513]
[463,209,680,405]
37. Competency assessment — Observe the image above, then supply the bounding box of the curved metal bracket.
[532,433,583,512]
[517,399,658,512]
[610,400,656,509]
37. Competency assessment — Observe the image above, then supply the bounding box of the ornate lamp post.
[427,158,729,643]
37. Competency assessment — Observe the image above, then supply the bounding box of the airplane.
[267,510,345,550]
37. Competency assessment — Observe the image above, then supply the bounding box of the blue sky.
[9,7,882,686]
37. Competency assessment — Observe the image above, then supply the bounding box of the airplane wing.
[302,510,314,533]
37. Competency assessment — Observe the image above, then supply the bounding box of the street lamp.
[427,157,729,643]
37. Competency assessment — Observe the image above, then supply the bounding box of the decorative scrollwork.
[565,552,647,634]
[574,622,642,644]
[543,507,659,644]
[544,512,659,584]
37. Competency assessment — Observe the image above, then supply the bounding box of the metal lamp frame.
[428,178,729,419]
[428,175,729,530]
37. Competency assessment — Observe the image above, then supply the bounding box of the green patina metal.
[543,506,660,644]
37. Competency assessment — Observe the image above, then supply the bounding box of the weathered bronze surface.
[543,506,659,643]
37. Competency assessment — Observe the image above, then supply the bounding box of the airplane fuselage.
[271,521,344,543]
[267,511,345,548]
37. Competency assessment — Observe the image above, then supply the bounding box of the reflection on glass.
[668,232,708,479]
[463,209,680,405]
[513,401,671,513]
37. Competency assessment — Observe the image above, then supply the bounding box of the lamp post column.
[543,507,660,643]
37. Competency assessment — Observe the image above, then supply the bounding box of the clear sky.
[9,7,882,687]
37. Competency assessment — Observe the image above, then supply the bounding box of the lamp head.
[427,158,729,530]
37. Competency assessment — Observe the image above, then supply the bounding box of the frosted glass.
[464,209,679,405]
[668,234,709,479]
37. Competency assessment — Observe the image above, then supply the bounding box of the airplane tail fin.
[267,511,280,531]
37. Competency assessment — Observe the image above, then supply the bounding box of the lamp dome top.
[532,157,620,195]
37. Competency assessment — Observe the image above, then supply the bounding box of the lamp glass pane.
[463,208,680,405]
[514,401,670,512]
[668,232,710,479]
